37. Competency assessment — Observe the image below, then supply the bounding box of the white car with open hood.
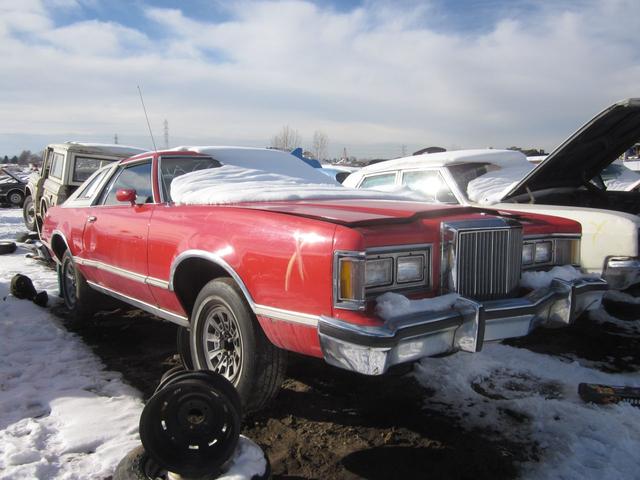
[344,98,640,290]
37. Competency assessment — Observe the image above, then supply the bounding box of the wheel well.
[173,258,234,317]
[50,235,68,262]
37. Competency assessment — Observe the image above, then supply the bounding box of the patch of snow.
[413,342,640,480]
[588,308,640,336]
[520,265,598,290]
[170,165,418,205]
[376,292,460,320]
[219,436,268,480]
[467,163,534,204]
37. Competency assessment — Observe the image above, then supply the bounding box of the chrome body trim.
[87,281,189,327]
[73,256,170,289]
[168,249,255,303]
[318,277,607,375]
[254,305,320,327]
[47,229,71,263]
[602,256,640,290]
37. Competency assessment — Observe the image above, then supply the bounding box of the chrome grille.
[442,219,523,301]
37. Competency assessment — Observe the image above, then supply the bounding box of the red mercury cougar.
[41,147,607,411]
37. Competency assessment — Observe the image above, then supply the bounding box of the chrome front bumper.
[602,256,640,290]
[318,277,607,375]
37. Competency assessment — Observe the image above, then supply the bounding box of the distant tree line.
[270,126,330,161]
[1,150,42,165]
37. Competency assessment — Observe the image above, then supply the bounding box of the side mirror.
[116,188,137,205]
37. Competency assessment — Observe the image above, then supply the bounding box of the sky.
[1,0,639,158]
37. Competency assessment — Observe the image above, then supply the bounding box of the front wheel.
[22,195,36,231]
[190,278,287,413]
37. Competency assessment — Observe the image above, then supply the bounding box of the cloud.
[1,0,640,156]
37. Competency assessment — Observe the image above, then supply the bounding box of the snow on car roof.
[172,146,334,184]
[353,149,528,175]
[170,164,418,205]
[50,142,147,157]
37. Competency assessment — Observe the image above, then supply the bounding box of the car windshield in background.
[448,162,500,198]
[73,156,115,182]
[160,156,222,202]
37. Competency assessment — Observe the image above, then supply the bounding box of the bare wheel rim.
[25,203,35,224]
[63,260,77,308]
[9,192,22,205]
[201,302,243,384]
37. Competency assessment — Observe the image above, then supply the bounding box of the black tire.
[176,326,194,369]
[113,445,165,480]
[22,195,36,231]
[8,190,24,207]
[0,241,17,255]
[60,250,99,322]
[190,278,287,413]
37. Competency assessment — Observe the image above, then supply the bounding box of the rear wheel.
[23,195,36,231]
[8,190,24,207]
[60,250,99,322]
[190,278,287,413]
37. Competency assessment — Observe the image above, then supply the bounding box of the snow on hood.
[170,164,420,205]
[467,163,534,204]
[602,163,640,191]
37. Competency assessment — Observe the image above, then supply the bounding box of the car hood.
[503,98,640,200]
[237,199,491,227]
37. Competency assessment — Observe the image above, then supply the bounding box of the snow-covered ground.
[0,209,266,479]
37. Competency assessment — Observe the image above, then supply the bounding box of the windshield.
[447,163,498,199]
[160,156,222,202]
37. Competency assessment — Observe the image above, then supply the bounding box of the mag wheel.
[22,195,36,231]
[190,278,287,412]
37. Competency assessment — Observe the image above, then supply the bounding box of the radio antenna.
[137,85,158,152]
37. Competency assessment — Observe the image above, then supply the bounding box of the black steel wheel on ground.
[139,370,242,478]
[60,250,99,322]
[22,195,36,231]
[190,278,287,413]
[176,326,194,370]
[7,190,25,207]
[0,241,17,255]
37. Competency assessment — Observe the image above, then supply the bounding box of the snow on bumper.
[602,256,640,290]
[318,277,607,375]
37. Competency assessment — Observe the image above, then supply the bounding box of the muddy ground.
[53,301,639,480]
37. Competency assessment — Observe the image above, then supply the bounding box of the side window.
[49,153,64,179]
[401,170,458,204]
[74,156,111,182]
[159,156,221,202]
[100,162,153,206]
[359,172,396,188]
[76,168,110,200]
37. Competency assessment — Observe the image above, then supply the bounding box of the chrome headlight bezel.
[333,245,431,310]
[521,236,580,269]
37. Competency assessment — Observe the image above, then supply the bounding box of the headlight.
[534,241,552,263]
[397,255,425,283]
[365,258,393,287]
[522,243,534,265]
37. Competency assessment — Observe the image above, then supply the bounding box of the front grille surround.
[441,218,523,300]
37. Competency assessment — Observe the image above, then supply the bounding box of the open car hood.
[502,98,640,200]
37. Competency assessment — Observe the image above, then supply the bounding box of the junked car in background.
[0,167,27,207]
[41,146,606,411]
[24,142,146,231]
[345,98,640,291]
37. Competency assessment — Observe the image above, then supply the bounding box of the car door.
[82,158,157,305]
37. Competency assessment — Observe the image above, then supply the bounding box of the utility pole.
[163,119,169,149]
[114,134,118,144]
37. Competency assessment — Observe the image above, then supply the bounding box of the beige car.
[24,142,146,231]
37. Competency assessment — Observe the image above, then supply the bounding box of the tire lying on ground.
[0,241,17,255]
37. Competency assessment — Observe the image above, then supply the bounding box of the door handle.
[87,216,97,223]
